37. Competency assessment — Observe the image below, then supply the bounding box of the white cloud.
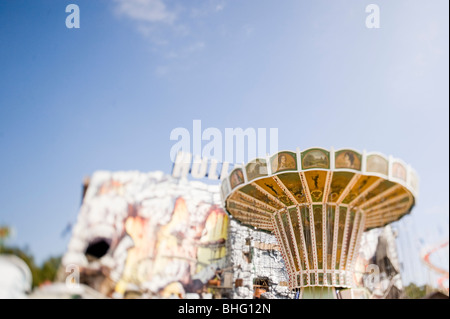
[215,2,225,12]
[189,0,226,18]
[164,41,206,60]
[243,24,255,37]
[155,65,170,76]
[114,0,176,24]
[112,1,217,74]
[185,41,205,53]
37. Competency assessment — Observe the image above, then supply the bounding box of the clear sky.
[0,0,448,286]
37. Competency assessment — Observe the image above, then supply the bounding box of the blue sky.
[0,0,448,286]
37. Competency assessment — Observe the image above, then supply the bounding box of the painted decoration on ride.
[271,151,297,174]
[245,159,268,182]
[304,170,328,202]
[392,161,407,181]
[301,149,330,170]
[366,154,389,175]
[328,172,355,202]
[335,150,362,171]
[62,171,228,298]
[116,197,228,297]
[229,168,245,189]
[276,173,307,204]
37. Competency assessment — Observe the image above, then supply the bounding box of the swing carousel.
[221,148,419,298]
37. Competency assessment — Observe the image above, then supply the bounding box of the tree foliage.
[0,245,61,288]
[403,282,432,299]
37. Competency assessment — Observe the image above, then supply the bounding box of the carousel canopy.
[221,148,418,289]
